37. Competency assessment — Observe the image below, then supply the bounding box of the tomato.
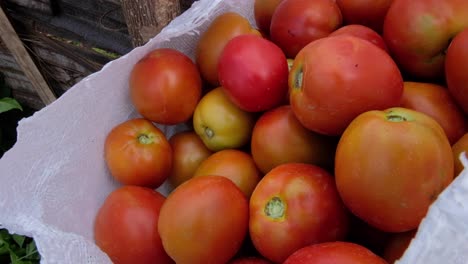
[254,0,283,35]
[400,82,468,145]
[167,130,213,189]
[382,230,416,263]
[249,163,349,263]
[446,28,468,115]
[452,133,468,177]
[94,186,173,264]
[158,176,249,264]
[289,35,403,136]
[196,12,260,86]
[193,149,262,198]
[251,105,336,174]
[130,48,202,125]
[335,107,454,232]
[336,0,393,33]
[328,24,389,52]
[229,256,272,264]
[269,0,342,58]
[383,0,468,79]
[218,35,289,112]
[283,241,388,264]
[104,118,172,188]
[192,87,256,151]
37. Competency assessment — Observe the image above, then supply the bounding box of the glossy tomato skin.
[251,105,336,174]
[196,12,260,86]
[130,48,202,125]
[446,28,468,115]
[336,0,393,33]
[193,149,262,198]
[335,107,454,232]
[400,82,468,145]
[192,87,256,151]
[249,163,349,263]
[452,133,468,177]
[269,0,342,58]
[289,35,403,136]
[218,35,289,112]
[167,130,213,189]
[104,118,172,188]
[94,186,173,264]
[254,0,283,35]
[283,241,388,264]
[329,24,389,52]
[383,0,468,79]
[158,176,249,264]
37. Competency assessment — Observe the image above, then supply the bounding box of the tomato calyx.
[264,196,286,220]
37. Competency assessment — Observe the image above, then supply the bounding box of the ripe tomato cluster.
[94,0,468,263]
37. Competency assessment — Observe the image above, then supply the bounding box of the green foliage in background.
[0,73,40,263]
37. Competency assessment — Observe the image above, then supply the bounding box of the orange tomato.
[194,149,262,197]
[168,130,213,189]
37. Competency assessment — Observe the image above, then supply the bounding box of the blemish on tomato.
[264,196,286,220]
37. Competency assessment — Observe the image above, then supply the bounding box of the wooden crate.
[0,0,196,110]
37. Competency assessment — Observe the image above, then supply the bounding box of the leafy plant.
[0,73,40,263]
[0,229,40,264]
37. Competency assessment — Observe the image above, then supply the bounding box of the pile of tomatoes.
[93,0,468,263]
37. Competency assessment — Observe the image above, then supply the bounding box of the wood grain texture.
[121,0,181,47]
[0,6,56,105]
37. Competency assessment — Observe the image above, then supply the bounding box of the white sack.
[0,0,467,263]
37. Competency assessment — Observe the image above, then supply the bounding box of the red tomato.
[382,230,416,263]
[336,0,393,33]
[249,163,349,263]
[193,149,262,198]
[383,0,468,79]
[196,12,261,86]
[400,82,468,145]
[167,130,213,189]
[229,256,272,264]
[130,48,202,125]
[289,35,403,136]
[218,35,289,112]
[446,28,468,115]
[283,241,388,264]
[452,132,468,177]
[104,118,172,188]
[254,0,283,36]
[270,0,342,58]
[329,24,389,52]
[251,105,336,174]
[335,107,454,232]
[158,176,249,264]
[94,186,173,264]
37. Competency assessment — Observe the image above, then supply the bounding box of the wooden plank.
[121,0,181,47]
[0,6,56,105]
[3,0,132,55]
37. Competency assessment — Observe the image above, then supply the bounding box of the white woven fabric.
[0,0,466,263]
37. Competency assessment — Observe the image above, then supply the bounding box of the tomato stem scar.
[138,134,153,144]
[294,65,303,90]
[386,114,407,122]
[264,196,285,220]
[204,127,214,139]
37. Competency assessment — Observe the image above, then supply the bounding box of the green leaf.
[0,242,9,255]
[0,97,22,113]
[12,235,25,248]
